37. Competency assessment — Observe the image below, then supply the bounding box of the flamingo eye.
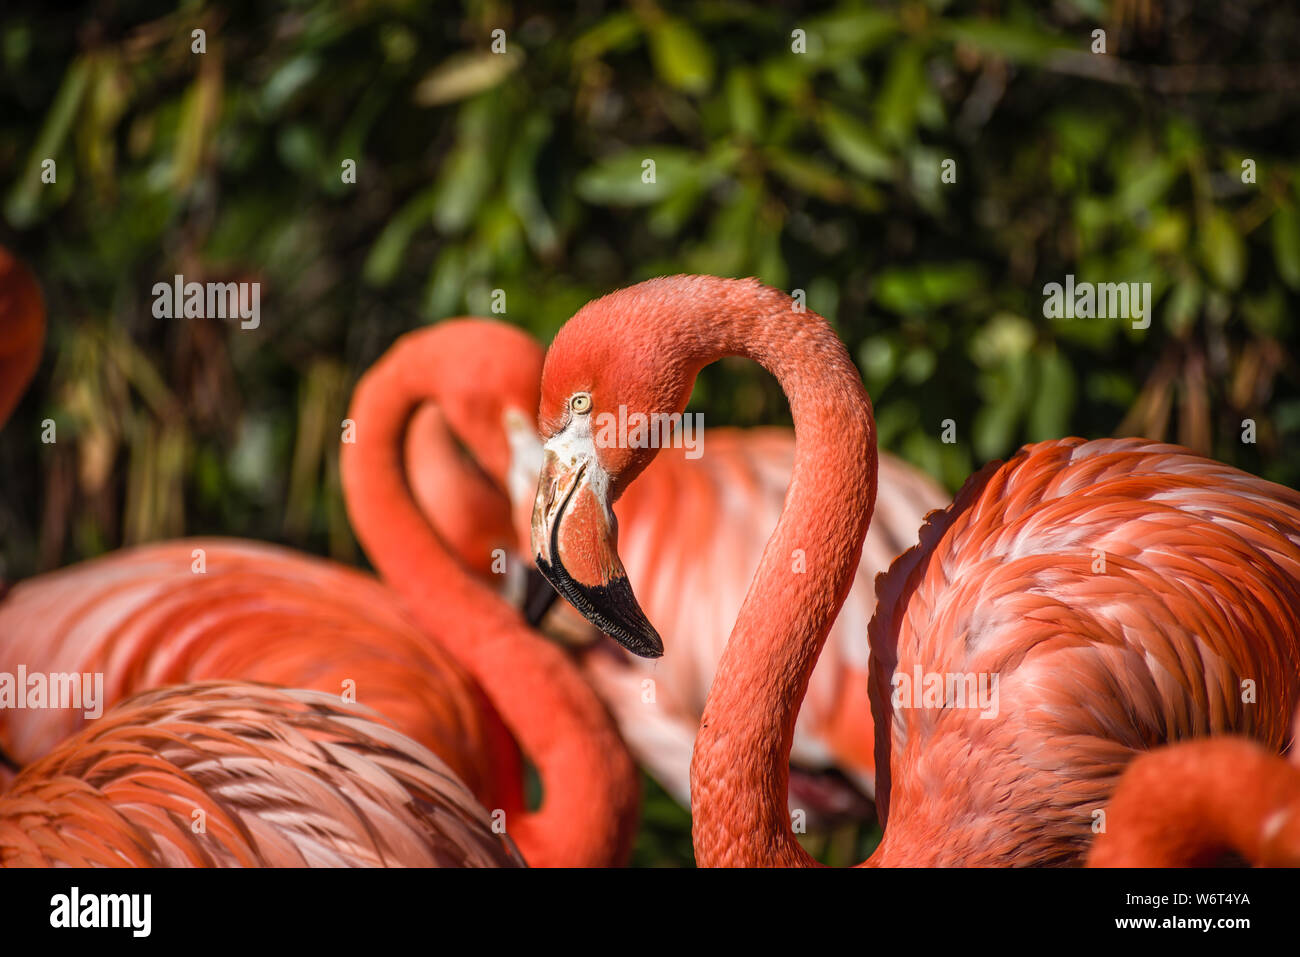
[569,392,592,415]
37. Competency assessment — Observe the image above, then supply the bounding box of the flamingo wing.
[869,437,1300,865]
[0,682,524,867]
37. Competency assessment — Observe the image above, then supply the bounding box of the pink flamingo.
[0,682,523,867]
[406,320,945,818]
[530,274,1300,866]
[0,288,636,865]
[0,247,43,427]
[1088,709,1300,866]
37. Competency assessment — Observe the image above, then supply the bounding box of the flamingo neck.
[341,334,637,867]
[600,277,878,867]
[1092,738,1300,867]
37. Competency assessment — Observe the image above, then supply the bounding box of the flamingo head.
[530,280,708,659]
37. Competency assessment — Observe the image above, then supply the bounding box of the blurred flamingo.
[1087,708,1300,867]
[0,682,523,867]
[0,247,43,428]
[0,539,522,809]
[0,281,636,864]
[341,320,639,866]
[404,319,945,820]
[529,274,1300,866]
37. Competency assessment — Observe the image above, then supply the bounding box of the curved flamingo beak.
[531,443,663,658]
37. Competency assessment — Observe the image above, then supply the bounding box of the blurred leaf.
[1164,277,1202,336]
[577,147,709,206]
[261,55,321,114]
[876,46,924,145]
[505,113,559,256]
[173,56,222,191]
[1198,208,1246,290]
[725,68,763,139]
[573,11,641,61]
[874,263,983,314]
[413,50,523,106]
[363,187,436,286]
[432,95,499,232]
[646,18,715,94]
[942,18,1066,64]
[1027,347,1075,441]
[803,10,898,64]
[819,106,893,180]
[6,56,90,226]
[1241,285,1287,339]
[1273,204,1300,290]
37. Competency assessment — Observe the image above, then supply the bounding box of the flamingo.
[340,320,640,866]
[0,247,43,428]
[1087,708,1300,867]
[402,319,946,819]
[529,273,1300,866]
[0,538,523,811]
[1086,735,1300,867]
[0,682,523,867]
[0,274,636,864]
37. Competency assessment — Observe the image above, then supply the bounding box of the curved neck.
[341,335,637,867]
[614,278,878,867]
[1091,739,1300,866]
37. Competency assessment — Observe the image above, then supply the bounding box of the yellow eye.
[570,392,592,414]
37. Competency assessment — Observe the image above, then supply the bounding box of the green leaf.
[647,18,715,95]
[1164,278,1202,336]
[819,106,893,180]
[573,12,641,61]
[942,19,1066,64]
[876,46,924,145]
[6,56,90,227]
[1198,209,1246,290]
[1272,204,1300,290]
[1027,348,1075,442]
[432,95,499,233]
[363,187,436,286]
[261,55,321,115]
[725,68,763,139]
[802,11,898,64]
[874,263,984,314]
[576,148,706,206]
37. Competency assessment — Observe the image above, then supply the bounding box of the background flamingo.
[341,320,640,867]
[0,538,522,811]
[0,266,635,866]
[0,248,43,430]
[0,682,523,867]
[530,274,1300,867]
[403,318,946,820]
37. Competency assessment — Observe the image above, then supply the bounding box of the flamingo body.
[869,437,1300,865]
[0,538,521,809]
[528,275,1300,868]
[579,428,944,807]
[0,682,524,867]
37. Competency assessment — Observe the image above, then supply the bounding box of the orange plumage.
[1089,729,1300,867]
[529,275,1300,867]
[0,682,524,867]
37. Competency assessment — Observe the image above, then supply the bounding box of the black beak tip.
[534,556,664,660]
